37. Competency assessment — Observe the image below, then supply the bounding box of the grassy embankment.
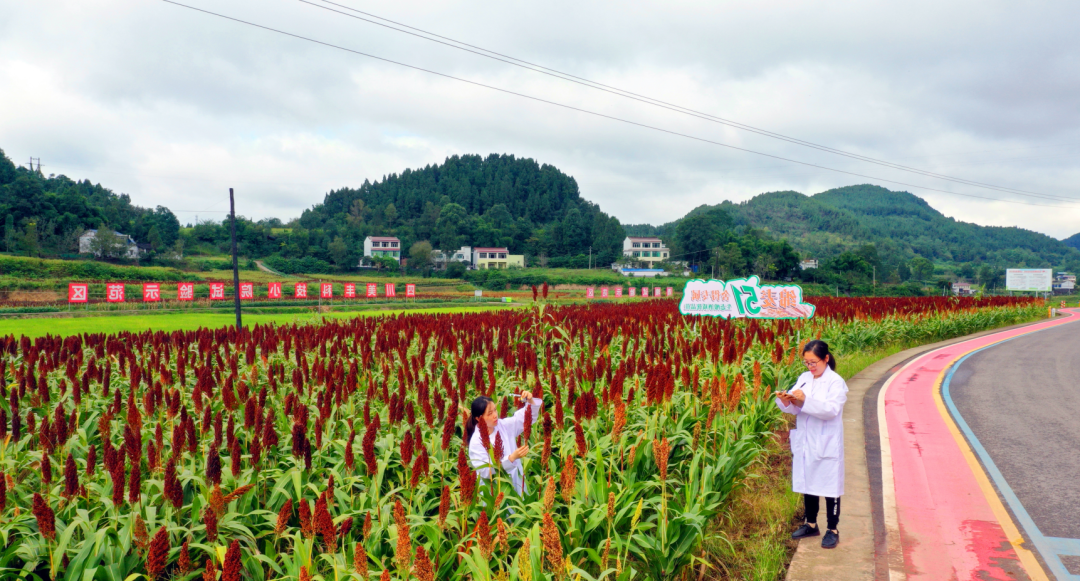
[0,304,520,338]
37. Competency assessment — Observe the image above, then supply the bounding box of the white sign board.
[679,276,815,319]
[1006,269,1052,292]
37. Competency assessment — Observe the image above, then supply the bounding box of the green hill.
[0,148,180,257]
[1065,232,1080,251]
[1,149,624,270]
[647,184,1080,271]
[294,153,625,267]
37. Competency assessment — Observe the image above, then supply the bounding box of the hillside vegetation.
[631,184,1080,275]
[5,143,1076,284]
[0,148,180,258]
[187,154,625,270]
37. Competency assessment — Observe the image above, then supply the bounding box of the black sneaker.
[791,523,820,539]
[822,529,839,549]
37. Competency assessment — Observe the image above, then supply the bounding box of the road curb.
[784,314,1059,581]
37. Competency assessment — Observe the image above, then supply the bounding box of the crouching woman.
[465,391,543,495]
[775,340,848,549]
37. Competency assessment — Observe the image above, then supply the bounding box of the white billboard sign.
[679,276,815,319]
[1006,268,1052,292]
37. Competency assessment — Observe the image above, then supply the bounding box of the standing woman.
[775,340,848,549]
[465,391,543,496]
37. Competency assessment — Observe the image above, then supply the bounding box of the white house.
[450,246,472,264]
[1053,272,1076,293]
[799,259,819,270]
[623,237,669,264]
[433,246,472,270]
[363,236,401,260]
[78,229,140,259]
[952,281,975,296]
[473,247,524,269]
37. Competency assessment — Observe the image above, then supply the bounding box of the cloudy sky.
[2,0,1079,237]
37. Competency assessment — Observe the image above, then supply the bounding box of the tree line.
[635,184,1080,290]
[0,149,181,260]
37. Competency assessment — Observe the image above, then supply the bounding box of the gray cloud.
[2,0,1079,236]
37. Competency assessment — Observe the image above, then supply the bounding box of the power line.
[159,0,1079,209]
[300,0,1078,203]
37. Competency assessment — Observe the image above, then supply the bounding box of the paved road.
[949,320,1080,576]
[881,311,1080,581]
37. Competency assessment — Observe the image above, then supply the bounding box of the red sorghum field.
[0,296,1040,581]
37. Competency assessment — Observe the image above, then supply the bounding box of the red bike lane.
[880,309,1079,581]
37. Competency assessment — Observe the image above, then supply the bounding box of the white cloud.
[2,0,1079,237]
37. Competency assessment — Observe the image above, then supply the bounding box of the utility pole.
[589,246,592,270]
[229,188,242,330]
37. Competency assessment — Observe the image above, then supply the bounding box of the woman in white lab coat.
[466,391,543,496]
[775,340,848,549]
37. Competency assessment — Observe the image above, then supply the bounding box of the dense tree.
[909,256,935,281]
[297,154,624,266]
[88,223,128,260]
[409,241,434,270]
[0,148,180,258]
[673,208,733,267]
[647,183,1080,280]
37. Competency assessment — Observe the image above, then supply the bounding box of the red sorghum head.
[221,540,241,581]
[31,493,55,541]
[274,499,292,536]
[146,526,169,580]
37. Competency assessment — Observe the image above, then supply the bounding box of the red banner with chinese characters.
[143,283,161,302]
[268,282,281,299]
[68,283,88,303]
[384,283,396,297]
[295,283,308,299]
[405,283,416,298]
[321,283,333,299]
[106,283,125,303]
[209,283,225,300]
[614,286,623,298]
[178,282,195,301]
[344,283,356,298]
[240,283,254,300]
[366,283,377,298]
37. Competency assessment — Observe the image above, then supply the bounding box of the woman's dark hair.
[464,396,494,443]
[802,340,837,370]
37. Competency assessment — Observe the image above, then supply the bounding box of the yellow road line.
[931,341,1051,581]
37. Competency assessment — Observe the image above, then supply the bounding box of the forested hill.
[296,154,625,266]
[1065,232,1080,251]
[642,184,1080,269]
[0,148,180,256]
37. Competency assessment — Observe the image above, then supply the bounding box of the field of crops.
[0,296,1041,581]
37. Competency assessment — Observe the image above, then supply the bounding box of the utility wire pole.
[229,188,242,330]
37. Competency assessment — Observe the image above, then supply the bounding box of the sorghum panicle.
[146,526,169,580]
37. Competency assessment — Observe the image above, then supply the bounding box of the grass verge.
[0,304,519,338]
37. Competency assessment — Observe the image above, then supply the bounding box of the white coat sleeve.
[776,398,799,415]
[777,375,810,414]
[800,374,848,421]
[500,398,542,439]
[468,431,494,479]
